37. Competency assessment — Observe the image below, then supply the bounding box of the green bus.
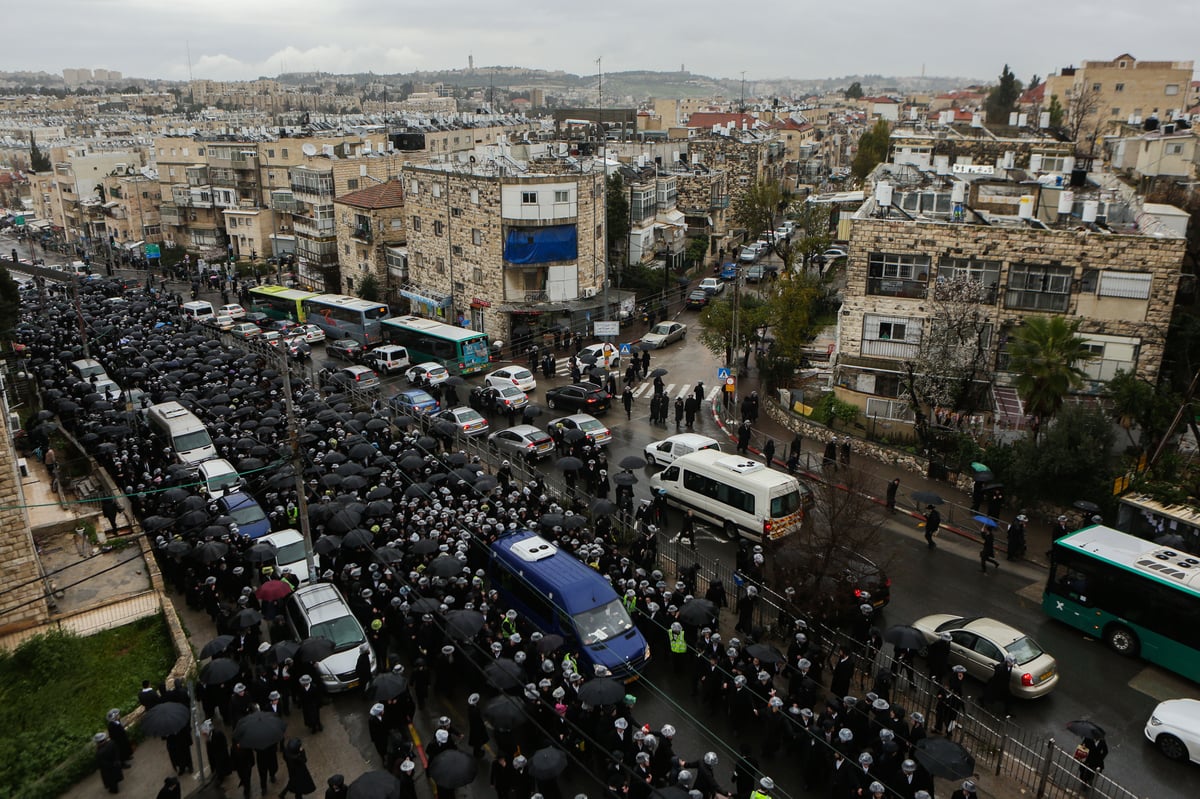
[248,285,320,323]
[1044,524,1200,683]
[380,315,490,375]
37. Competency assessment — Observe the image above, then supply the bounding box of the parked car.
[738,246,758,263]
[218,303,246,319]
[206,314,236,332]
[698,277,725,295]
[367,345,411,375]
[545,382,610,413]
[470,384,529,414]
[488,424,556,461]
[822,247,848,260]
[198,458,241,499]
[485,365,537,392]
[435,406,490,437]
[686,290,710,309]
[1145,698,1200,763]
[406,361,450,386]
[290,323,326,343]
[719,262,739,280]
[243,311,271,328]
[640,321,687,349]
[389,388,439,416]
[322,364,380,391]
[261,528,320,584]
[910,614,1059,698]
[548,413,612,446]
[230,322,261,340]
[284,584,374,692]
[579,342,620,369]
[259,330,283,348]
[217,490,271,539]
[327,338,364,362]
[286,339,311,361]
[744,264,767,283]
[643,433,722,467]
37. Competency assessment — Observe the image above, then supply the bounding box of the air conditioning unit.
[581,287,597,298]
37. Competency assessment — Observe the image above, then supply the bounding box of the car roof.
[397,387,433,399]
[291,583,354,623]
[557,413,600,423]
[660,433,720,447]
[199,458,236,475]
[962,617,1025,643]
[220,490,258,508]
[414,361,445,369]
[504,424,545,436]
[343,364,373,373]
[261,528,304,548]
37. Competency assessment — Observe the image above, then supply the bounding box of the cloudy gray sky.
[7,0,1196,85]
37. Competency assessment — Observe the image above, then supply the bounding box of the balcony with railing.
[352,224,373,244]
[186,165,209,187]
[296,238,338,266]
[292,215,336,238]
[159,204,183,226]
[270,191,299,213]
[290,167,335,201]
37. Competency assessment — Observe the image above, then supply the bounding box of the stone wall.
[0,412,52,636]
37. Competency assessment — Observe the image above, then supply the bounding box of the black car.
[326,338,364,362]
[686,290,710,310]
[545,382,611,413]
[792,545,891,622]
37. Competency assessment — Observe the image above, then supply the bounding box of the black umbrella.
[408,597,442,615]
[411,538,440,555]
[374,545,405,564]
[269,640,300,665]
[484,695,527,731]
[677,598,717,627]
[233,711,288,750]
[428,750,476,789]
[485,659,525,691]
[193,540,229,564]
[523,405,543,419]
[428,555,465,578]
[914,737,976,780]
[347,770,403,799]
[200,657,240,685]
[537,633,565,654]
[371,673,410,703]
[973,470,995,483]
[475,476,499,492]
[341,528,374,549]
[199,634,235,659]
[164,539,191,557]
[911,491,945,506]
[745,643,784,664]
[556,456,583,471]
[1066,720,1106,739]
[295,637,336,663]
[139,701,191,738]
[613,472,638,487]
[649,367,668,378]
[578,677,625,706]
[143,515,176,532]
[245,541,278,564]
[313,535,342,556]
[232,608,263,629]
[529,746,569,780]
[540,513,565,529]
[883,625,928,651]
[1073,500,1102,513]
[445,609,486,640]
[591,499,615,516]
[366,485,392,501]
[618,455,647,470]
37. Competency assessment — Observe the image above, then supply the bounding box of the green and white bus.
[248,285,319,323]
[380,315,490,375]
[1044,524,1200,683]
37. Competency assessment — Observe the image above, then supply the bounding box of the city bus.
[380,315,490,375]
[1116,492,1200,556]
[248,285,319,323]
[300,294,390,345]
[1044,524,1200,683]
[490,530,649,678]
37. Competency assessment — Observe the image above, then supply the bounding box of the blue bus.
[490,530,649,678]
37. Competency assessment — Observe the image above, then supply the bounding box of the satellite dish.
[301,143,317,156]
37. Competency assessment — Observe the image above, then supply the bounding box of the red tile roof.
[335,180,405,210]
[686,112,763,130]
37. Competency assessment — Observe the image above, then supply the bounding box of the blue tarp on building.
[504,225,577,264]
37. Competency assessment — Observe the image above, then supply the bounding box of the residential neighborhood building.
[1044,54,1195,141]
[333,179,406,297]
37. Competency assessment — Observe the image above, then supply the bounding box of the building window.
[470,188,479,205]
[1119,60,1128,69]
[1115,83,1125,93]
[554,189,570,203]
[435,257,445,274]
[452,245,463,257]
[1167,143,1185,155]
[936,258,1000,303]
[451,207,462,217]
[1112,107,1122,117]
[281,149,288,158]
[473,268,483,283]
[867,252,930,298]
[347,179,359,190]
[521,191,537,204]
[434,220,444,236]
[1005,263,1073,312]
[432,183,441,198]
[1097,271,1152,299]
[1092,83,1102,92]
[412,216,421,231]
[1165,84,1181,96]
[268,149,275,158]
[862,314,921,358]
[409,179,419,195]
[596,224,603,239]
[472,228,482,246]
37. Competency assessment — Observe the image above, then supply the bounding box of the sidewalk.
[706,369,1055,568]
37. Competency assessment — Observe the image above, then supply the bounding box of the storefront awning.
[398,283,452,309]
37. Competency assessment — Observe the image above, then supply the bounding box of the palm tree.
[1007,316,1096,438]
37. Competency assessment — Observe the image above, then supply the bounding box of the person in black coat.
[94,732,123,794]
[296,674,323,733]
[731,744,760,799]
[105,709,133,766]
[282,738,317,798]
[256,742,280,795]
[201,719,232,780]
[925,632,951,682]
[368,703,390,761]
[467,693,489,757]
[885,479,900,513]
[166,726,193,774]
[762,438,775,467]
[232,741,256,799]
[155,776,181,799]
[736,420,752,455]
[829,646,855,700]
[324,774,348,799]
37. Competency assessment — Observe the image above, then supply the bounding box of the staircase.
[992,385,1026,430]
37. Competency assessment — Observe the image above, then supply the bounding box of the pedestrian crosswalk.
[532,355,722,404]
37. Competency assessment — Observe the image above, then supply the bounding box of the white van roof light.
[713,456,765,474]
[511,535,558,562]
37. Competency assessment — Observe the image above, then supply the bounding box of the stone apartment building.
[1108,129,1199,192]
[833,162,1187,433]
[28,149,146,245]
[688,128,785,225]
[401,152,608,345]
[90,172,162,251]
[1044,54,1195,142]
[332,179,406,296]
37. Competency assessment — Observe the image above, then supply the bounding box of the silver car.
[911,614,1059,698]
[640,321,687,349]
[488,424,556,461]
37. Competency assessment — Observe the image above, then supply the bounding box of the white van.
[181,300,215,322]
[643,433,721,467]
[367,344,411,375]
[650,450,809,542]
[146,401,217,471]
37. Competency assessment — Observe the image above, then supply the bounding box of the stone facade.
[402,161,606,346]
[0,413,51,635]
[1045,54,1195,140]
[333,180,406,295]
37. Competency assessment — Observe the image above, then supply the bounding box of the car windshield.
[311,617,365,651]
[1004,636,1044,665]
[228,501,266,526]
[430,367,448,377]
[770,489,802,517]
[207,471,239,492]
[574,598,634,645]
[174,430,212,452]
[511,369,532,381]
[458,409,483,422]
[499,386,522,398]
[275,540,307,564]
[580,419,605,432]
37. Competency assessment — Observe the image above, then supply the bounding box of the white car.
[644,433,722,467]
[698,277,725,296]
[261,528,319,584]
[549,413,612,446]
[1145,698,1200,763]
[368,345,411,375]
[579,342,620,369]
[218,303,247,319]
[486,365,537,392]
[640,321,688,350]
[293,323,326,343]
[206,314,236,332]
[406,361,450,386]
[822,247,848,260]
[198,458,241,499]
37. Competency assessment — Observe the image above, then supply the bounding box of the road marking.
[631,384,649,398]
[662,383,676,395]
[706,387,721,402]
[676,384,692,398]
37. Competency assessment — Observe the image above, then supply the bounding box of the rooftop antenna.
[186,41,194,110]
[740,71,746,112]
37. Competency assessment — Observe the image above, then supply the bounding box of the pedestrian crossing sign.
[619,343,632,356]
[717,367,730,379]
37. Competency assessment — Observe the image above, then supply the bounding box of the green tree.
[1006,404,1117,505]
[685,236,708,269]
[789,202,835,271]
[851,119,890,181]
[844,81,864,100]
[1105,370,1178,455]
[1047,94,1065,128]
[605,173,630,267]
[358,273,381,302]
[28,131,50,171]
[984,64,1023,124]
[0,265,19,340]
[697,293,767,366]
[1007,316,1097,436]
[731,180,784,242]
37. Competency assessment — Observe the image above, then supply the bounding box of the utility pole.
[740,72,747,113]
[277,345,317,577]
[598,56,610,323]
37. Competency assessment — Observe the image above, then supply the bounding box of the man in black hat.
[923,505,941,549]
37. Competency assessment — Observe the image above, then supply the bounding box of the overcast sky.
[6,0,1195,86]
